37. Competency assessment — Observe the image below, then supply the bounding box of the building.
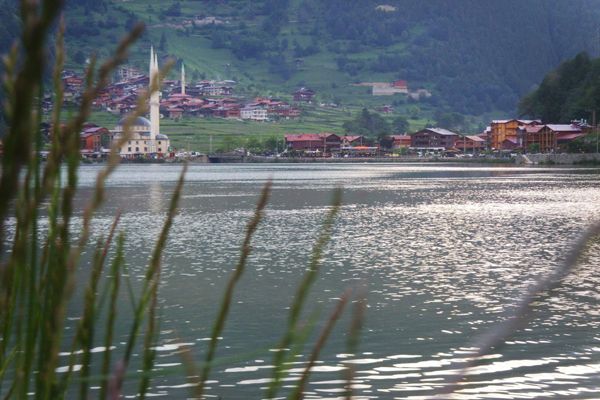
[117,65,143,81]
[411,128,459,150]
[293,87,315,102]
[372,80,408,96]
[80,124,111,155]
[389,135,411,149]
[240,106,268,121]
[489,119,540,150]
[341,135,366,147]
[454,135,486,152]
[112,47,170,158]
[284,133,341,154]
[517,123,586,153]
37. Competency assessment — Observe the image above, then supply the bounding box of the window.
[128,140,131,145]
[127,147,131,152]
[158,141,161,145]
[136,141,139,144]
[135,147,139,152]
[144,147,147,152]
[158,148,162,152]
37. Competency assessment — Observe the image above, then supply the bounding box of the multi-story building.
[284,133,341,154]
[411,128,458,150]
[489,119,540,150]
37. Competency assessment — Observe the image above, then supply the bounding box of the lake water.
[70,163,600,399]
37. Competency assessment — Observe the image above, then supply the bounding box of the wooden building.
[284,133,341,154]
[293,87,315,102]
[80,125,111,154]
[490,119,540,150]
[411,128,458,150]
[455,135,486,152]
[341,135,366,147]
[389,135,412,149]
[517,123,586,152]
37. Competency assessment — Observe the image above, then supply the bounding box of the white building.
[112,47,171,158]
[240,106,268,121]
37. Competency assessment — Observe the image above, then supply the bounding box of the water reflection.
[69,164,600,398]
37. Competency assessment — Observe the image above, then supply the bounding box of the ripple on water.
[41,165,600,398]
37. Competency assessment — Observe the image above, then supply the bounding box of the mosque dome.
[117,116,152,128]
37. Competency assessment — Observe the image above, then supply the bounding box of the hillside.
[59,0,600,119]
[519,52,600,123]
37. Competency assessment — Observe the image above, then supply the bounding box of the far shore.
[69,153,600,166]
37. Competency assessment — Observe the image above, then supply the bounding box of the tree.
[392,116,409,133]
[528,143,540,153]
[343,108,390,137]
[434,112,465,131]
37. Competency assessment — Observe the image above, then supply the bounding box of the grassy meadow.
[88,105,431,153]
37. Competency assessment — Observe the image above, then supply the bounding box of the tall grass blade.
[99,232,125,400]
[195,180,272,398]
[266,188,342,399]
[117,163,187,396]
[436,221,600,397]
[291,291,350,400]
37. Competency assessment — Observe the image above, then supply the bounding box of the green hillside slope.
[519,52,600,123]
[61,0,600,118]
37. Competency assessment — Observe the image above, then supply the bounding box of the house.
[489,119,540,150]
[372,80,408,96]
[555,125,587,150]
[167,107,184,119]
[341,135,366,147]
[501,137,520,150]
[411,128,459,150]
[377,105,394,114]
[454,135,486,152]
[389,135,411,149]
[293,87,315,102]
[519,124,586,153]
[80,124,111,154]
[240,106,268,121]
[117,65,143,81]
[284,133,341,154]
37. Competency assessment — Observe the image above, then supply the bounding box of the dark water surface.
[69,163,600,399]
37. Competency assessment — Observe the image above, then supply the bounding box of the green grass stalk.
[266,188,342,399]
[195,180,272,398]
[291,291,350,400]
[99,232,125,400]
[118,163,187,396]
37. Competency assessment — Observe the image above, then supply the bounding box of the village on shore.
[18,48,597,163]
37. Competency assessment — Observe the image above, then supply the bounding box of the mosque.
[113,47,171,158]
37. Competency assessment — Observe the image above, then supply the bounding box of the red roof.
[465,135,485,142]
[557,133,586,141]
[390,135,411,140]
[343,135,363,142]
[546,124,582,133]
[285,133,340,142]
[285,134,323,142]
[523,125,543,133]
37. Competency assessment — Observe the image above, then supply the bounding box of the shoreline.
[74,153,600,165]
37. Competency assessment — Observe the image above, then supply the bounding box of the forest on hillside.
[519,52,600,123]
[2,0,600,119]
[195,0,600,114]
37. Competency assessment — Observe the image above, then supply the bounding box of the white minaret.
[149,46,160,140]
[181,63,186,95]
